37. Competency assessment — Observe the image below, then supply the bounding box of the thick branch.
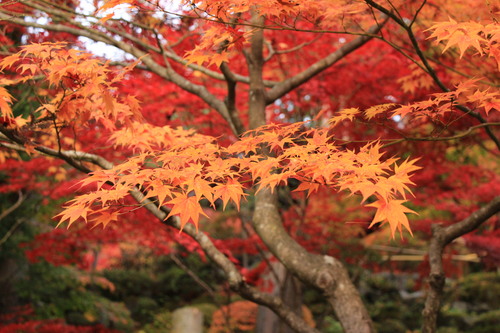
[245,13,267,129]
[252,189,375,333]
[265,22,385,104]
[220,62,245,134]
[422,196,500,333]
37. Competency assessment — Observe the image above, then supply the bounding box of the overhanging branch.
[0,132,319,333]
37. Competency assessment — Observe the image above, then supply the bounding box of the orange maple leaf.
[91,209,120,228]
[329,108,359,127]
[364,104,397,120]
[292,181,320,197]
[0,87,14,118]
[166,194,208,230]
[213,178,246,210]
[367,199,416,238]
[55,201,90,228]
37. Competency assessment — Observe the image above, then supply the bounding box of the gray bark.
[422,196,500,333]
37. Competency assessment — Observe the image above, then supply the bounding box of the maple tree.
[0,0,499,332]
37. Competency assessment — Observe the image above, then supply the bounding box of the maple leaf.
[329,108,359,127]
[306,129,331,147]
[386,158,421,198]
[364,104,397,120]
[186,176,215,206]
[97,0,135,13]
[257,172,291,193]
[428,19,487,58]
[55,200,91,228]
[166,193,209,230]
[367,199,416,238]
[213,178,246,210]
[0,86,14,118]
[248,157,279,182]
[90,209,120,228]
[144,179,174,207]
[292,181,320,197]
[391,105,414,119]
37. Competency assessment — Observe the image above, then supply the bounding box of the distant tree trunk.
[0,258,20,314]
[256,262,303,333]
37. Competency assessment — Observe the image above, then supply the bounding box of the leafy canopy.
[0,42,423,237]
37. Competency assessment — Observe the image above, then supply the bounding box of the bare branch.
[169,253,217,297]
[0,218,27,247]
[0,190,25,222]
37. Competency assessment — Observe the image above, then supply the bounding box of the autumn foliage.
[0,0,499,332]
[0,41,423,237]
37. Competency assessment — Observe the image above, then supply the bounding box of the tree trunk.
[245,10,374,333]
[252,189,374,333]
[422,196,500,333]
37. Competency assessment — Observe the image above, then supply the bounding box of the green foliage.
[473,309,500,333]
[455,272,500,309]
[103,269,154,299]
[0,194,39,260]
[16,262,95,319]
[87,297,134,331]
[321,316,343,333]
[193,303,218,329]
[129,297,159,324]
[140,311,173,333]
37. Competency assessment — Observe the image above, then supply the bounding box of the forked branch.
[422,196,500,333]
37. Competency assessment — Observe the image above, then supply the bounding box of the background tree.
[0,1,499,333]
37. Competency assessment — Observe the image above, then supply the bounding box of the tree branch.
[0,191,27,247]
[422,196,500,333]
[0,190,25,222]
[265,20,386,104]
[220,62,245,134]
[0,133,318,333]
[252,189,375,333]
[243,8,375,331]
[364,0,500,150]
[0,2,240,136]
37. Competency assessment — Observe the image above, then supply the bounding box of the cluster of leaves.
[0,42,141,146]
[330,79,499,125]
[429,18,500,68]
[96,0,374,66]
[55,117,419,236]
[209,300,257,333]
